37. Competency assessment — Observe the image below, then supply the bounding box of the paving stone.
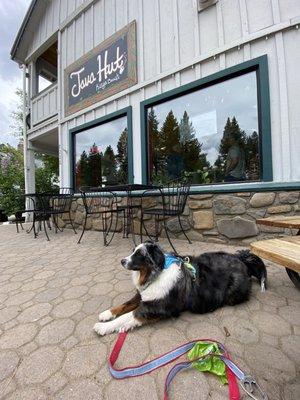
[52,299,83,318]
[54,379,103,400]
[283,382,300,400]
[17,302,52,323]
[281,335,300,363]
[16,346,64,385]
[168,369,210,400]
[5,291,35,306]
[35,288,62,302]
[0,323,38,349]
[278,305,300,326]
[63,342,107,377]
[5,388,48,400]
[37,318,75,345]
[0,306,21,324]
[63,285,89,299]
[21,279,47,291]
[0,350,19,381]
[89,282,114,296]
[106,375,158,400]
[74,315,97,341]
[252,311,291,336]
[44,372,69,396]
[47,277,71,288]
[0,281,22,293]
[247,344,296,381]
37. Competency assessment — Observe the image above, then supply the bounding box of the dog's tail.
[236,250,267,292]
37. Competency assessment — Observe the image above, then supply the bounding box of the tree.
[0,144,25,215]
[179,111,195,144]
[0,89,59,216]
[116,128,128,183]
[102,145,117,184]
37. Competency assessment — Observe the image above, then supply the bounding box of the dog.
[94,241,267,336]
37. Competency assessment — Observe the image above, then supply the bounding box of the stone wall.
[60,190,300,245]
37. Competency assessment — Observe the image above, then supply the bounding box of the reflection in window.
[74,116,128,189]
[147,71,260,185]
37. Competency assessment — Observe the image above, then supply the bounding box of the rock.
[74,212,84,225]
[193,210,214,229]
[188,200,212,209]
[213,196,246,214]
[247,209,266,219]
[166,217,190,233]
[179,229,203,241]
[278,191,299,204]
[217,216,258,238]
[189,194,213,200]
[250,192,275,208]
[92,219,102,231]
[259,224,284,233]
[236,192,251,197]
[267,205,292,214]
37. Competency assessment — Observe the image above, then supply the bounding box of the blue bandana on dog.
[164,253,182,269]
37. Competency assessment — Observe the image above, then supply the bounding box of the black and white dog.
[94,241,267,336]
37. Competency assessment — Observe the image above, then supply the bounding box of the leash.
[108,332,267,400]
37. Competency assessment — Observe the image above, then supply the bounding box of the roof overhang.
[10,0,38,64]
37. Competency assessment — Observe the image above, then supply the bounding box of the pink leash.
[108,332,240,400]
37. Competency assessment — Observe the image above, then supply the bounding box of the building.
[11,0,300,243]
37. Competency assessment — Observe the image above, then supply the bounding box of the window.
[145,63,269,186]
[35,42,58,94]
[73,114,130,190]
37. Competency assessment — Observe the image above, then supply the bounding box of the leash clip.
[240,375,268,400]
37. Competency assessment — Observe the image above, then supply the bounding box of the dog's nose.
[121,259,126,267]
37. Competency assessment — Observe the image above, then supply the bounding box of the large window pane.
[147,71,260,185]
[74,116,128,189]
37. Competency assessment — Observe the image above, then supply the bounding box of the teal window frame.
[69,106,134,190]
[140,55,272,186]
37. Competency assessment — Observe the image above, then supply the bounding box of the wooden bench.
[251,218,300,289]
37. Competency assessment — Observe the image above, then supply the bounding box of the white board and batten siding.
[26,0,300,186]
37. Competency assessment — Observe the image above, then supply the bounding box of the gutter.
[10,0,38,63]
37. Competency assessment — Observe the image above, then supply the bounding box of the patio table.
[251,215,300,289]
[103,183,162,246]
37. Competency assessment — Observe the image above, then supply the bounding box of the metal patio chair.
[140,179,192,254]
[77,187,119,246]
[38,188,77,240]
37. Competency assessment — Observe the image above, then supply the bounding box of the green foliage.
[0,89,59,216]
[0,144,25,215]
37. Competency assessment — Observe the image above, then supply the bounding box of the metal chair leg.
[43,218,50,241]
[69,210,77,234]
[178,215,192,244]
[162,218,177,255]
[77,214,87,244]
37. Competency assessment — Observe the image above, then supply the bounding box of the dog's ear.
[147,243,165,269]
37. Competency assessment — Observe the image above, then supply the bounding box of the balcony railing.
[31,83,58,127]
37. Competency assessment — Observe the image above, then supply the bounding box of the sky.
[0,0,31,147]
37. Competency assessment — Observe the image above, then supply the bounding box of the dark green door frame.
[140,55,272,186]
[69,106,133,190]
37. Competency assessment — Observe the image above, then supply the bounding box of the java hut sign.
[65,21,137,116]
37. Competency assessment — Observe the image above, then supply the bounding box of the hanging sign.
[65,21,137,116]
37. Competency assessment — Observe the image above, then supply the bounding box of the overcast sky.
[0,0,31,147]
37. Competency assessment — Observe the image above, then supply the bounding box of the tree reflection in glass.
[147,71,260,185]
[74,116,128,189]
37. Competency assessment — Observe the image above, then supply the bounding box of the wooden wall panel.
[246,0,273,33]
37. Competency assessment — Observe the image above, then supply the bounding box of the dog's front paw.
[98,309,114,322]
[94,322,112,336]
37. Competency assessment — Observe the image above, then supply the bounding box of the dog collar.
[164,253,182,269]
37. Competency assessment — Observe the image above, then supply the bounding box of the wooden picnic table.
[251,215,300,289]
[256,215,300,230]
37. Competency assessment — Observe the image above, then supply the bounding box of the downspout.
[22,64,28,193]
